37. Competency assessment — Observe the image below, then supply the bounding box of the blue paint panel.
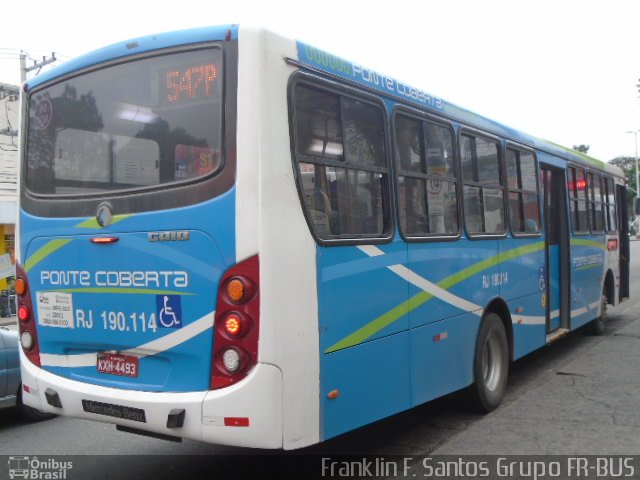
[498,237,547,357]
[28,25,238,90]
[513,323,547,359]
[510,292,548,358]
[317,240,408,351]
[21,189,236,392]
[570,239,605,329]
[407,240,489,328]
[318,238,409,440]
[450,240,501,311]
[499,237,545,303]
[410,312,480,406]
[321,331,411,440]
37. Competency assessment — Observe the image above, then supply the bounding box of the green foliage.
[609,156,637,191]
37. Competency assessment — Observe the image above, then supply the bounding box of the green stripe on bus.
[570,238,606,250]
[24,239,73,273]
[23,214,136,272]
[41,288,195,295]
[325,241,545,354]
[576,264,604,272]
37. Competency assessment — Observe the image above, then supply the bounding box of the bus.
[18,25,630,449]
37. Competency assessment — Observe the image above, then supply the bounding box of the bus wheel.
[588,289,608,336]
[468,313,509,412]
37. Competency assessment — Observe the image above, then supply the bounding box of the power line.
[21,52,57,83]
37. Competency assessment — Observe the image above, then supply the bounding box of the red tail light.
[211,255,259,390]
[16,264,41,367]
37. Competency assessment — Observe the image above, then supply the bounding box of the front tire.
[468,313,509,412]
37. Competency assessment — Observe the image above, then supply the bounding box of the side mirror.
[635,197,640,215]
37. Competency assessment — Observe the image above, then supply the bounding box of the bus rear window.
[26,47,224,195]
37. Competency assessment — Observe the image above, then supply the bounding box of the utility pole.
[20,51,57,84]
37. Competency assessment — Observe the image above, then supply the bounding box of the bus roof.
[296,40,625,180]
[25,25,238,91]
[25,25,624,180]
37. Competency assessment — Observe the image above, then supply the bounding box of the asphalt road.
[1,241,639,479]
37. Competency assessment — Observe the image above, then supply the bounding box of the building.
[0,82,19,289]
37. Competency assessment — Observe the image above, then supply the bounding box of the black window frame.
[505,143,542,238]
[568,165,590,235]
[21,41,238,218]
[458,128,507,239]
[391,107,461,242]
[587,170,605,234]
[288,74,394,246]
[603,175,618,233]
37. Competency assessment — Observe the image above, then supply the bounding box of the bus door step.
[546,328,570,345]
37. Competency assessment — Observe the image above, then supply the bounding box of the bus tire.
[587,289,608,336]
[468,313,509,412]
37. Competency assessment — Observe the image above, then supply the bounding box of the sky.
[1,0,639,162]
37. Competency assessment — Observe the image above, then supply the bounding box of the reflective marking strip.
[572,307,588,317]
[513,314,546,325]
[40,311,214,368]
[433,332,448,342]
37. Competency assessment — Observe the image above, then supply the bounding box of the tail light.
[16,264,41,367]
[211,255,259,389]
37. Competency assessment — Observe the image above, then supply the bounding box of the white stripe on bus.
[40,311,215,368]
[357,246,603,327]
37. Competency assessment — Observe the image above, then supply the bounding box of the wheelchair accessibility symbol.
[156,295,183,328]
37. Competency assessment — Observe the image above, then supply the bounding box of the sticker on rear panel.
[156,295,182,328]
[37,292,75,328]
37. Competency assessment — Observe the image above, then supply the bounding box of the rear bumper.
[20,350,283,449]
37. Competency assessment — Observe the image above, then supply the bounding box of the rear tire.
[468,313,509,412]
[587,289,608,336]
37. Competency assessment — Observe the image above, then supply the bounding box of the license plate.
[97,352,139,378]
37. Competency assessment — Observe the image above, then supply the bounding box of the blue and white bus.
[18,25,630,449]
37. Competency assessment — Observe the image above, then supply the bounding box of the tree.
[610,156,638,222]
[609,156,637,191]
[572,144,590,154]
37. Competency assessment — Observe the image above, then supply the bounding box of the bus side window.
[293,83,390,240]
[604,176,617,232]
[506,148,540,235]
[568,166,589,233]
[394,114,459,238]
[587,172,605,233]
[460,133,505,236]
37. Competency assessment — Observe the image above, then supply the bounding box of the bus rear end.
[18,26,283,448]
